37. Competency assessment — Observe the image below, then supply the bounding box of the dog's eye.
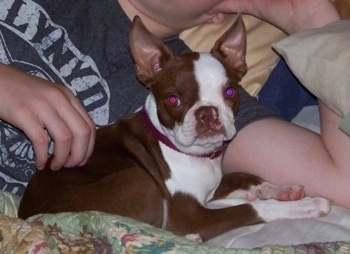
[225,87,235,98]
[168,95,181,107]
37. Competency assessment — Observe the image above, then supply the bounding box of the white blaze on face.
[194,53,229,104]
[170,53,236,154]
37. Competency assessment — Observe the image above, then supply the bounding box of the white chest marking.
[162,143,222,205]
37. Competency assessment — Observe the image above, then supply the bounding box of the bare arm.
[0,63,95,170]
[221,1,350,208]
[219,0,340,34]
[223,104,350,208]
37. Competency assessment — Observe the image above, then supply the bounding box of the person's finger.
[34,87,94,170]
[64,95,96,167]
[42,110,73,170]
[21,115,50,170]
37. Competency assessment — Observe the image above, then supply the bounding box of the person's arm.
[0,63,95,170]
[222,0,350,208]
[222,0,340,34]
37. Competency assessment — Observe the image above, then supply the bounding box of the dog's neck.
[142,96,227,159]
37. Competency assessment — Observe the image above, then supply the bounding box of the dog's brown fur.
[334,0,350,19]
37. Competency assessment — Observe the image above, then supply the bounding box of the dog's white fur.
[162,144,222,204]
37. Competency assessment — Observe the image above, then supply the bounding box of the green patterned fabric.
[0,190,20,218]
[1,191,350,253]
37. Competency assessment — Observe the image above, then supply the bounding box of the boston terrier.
[19,16,330,243]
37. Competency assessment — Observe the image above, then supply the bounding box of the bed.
[1,6,350,253]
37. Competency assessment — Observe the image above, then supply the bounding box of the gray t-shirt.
[0,0,276,197]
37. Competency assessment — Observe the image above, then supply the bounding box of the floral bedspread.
[1,191,350,253]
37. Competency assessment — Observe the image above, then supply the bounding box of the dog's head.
[129,16,247,156]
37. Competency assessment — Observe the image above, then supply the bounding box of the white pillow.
[272,20,350,119]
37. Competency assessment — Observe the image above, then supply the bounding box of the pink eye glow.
[168,95,180,106]
[225,87,235,97]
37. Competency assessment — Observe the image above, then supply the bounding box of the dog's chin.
[196,127,225,139]
[174,130,235,150]
[161,120,236,153]
[170,134,228,156]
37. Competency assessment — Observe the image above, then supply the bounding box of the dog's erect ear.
[129,16,173,85]
[211,15,247,79]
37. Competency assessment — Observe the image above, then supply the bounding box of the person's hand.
[212,0,340,34]
[0,64,96,170]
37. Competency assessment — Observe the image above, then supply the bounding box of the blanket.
[1,191,350,253]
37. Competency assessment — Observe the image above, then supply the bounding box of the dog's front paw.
[252,197,332,222]
[297,197,332,218]
[248,182,305,201]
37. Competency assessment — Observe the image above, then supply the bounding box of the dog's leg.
[245,182,305,201]
[167,194,264,242]
[168,192,330,242]
[180,172,331,241]
[212,172,305,202]
[210,173,330,219]
[248,197,331,222]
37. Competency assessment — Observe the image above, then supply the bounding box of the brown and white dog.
[18,16,331,243]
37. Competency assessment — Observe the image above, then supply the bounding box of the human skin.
[0,64,95,170]
[120,0,340,37]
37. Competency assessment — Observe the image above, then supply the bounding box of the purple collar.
[141,108,226,159]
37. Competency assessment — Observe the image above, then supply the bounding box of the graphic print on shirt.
[0,0,111,196]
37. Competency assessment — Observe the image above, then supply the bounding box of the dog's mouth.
[174,122,234,149]
[171,105,236,147]
[196,126,226,138]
